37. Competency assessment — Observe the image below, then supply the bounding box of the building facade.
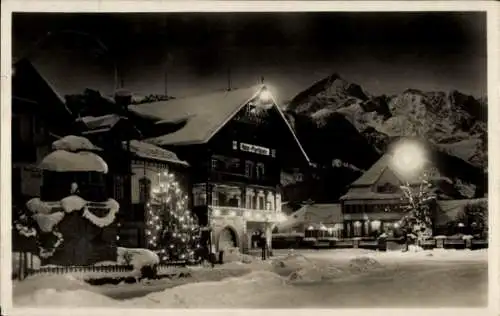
[11,59,75,208]
[340,152,465,238]
[130,85,311,254]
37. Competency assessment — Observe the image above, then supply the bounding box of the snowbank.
[13,274,93,298]
[39,150,108,173]
[348,256,383,273]
[52,135,102,152]
[124,270,287,308]
[15,288,118,307]
[117,247,160,276]
[272,253,314,276]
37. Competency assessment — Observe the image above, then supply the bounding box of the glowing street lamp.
[390,139,428,180]
[258,88,272,104]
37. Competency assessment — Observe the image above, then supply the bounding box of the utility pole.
[227,67,232,91]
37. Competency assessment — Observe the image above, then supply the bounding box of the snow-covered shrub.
[407,244,424,252]
[117,247,160,278]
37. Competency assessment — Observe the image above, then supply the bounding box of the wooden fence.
[272,235,488,251]
[13,253,190,281]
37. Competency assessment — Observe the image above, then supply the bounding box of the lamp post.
[19,30,120,91]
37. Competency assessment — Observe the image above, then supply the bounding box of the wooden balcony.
[210,205,284,223]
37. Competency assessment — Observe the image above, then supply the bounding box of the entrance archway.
[217,226,238,251]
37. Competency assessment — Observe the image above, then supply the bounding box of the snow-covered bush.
[407,244,424,252]
[117,247,160,278]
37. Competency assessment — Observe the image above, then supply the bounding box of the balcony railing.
[210,206,285,223]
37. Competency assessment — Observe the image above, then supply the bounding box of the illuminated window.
[212,191,219,206]
[353,221,363,237]
[211,158,218,170]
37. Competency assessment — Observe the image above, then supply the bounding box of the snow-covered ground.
[13,248,487,308]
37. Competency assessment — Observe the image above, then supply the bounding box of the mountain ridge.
[281,73,487,203]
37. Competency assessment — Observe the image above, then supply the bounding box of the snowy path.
[13,249,488,308]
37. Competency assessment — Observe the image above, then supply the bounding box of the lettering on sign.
[239,142,271,156]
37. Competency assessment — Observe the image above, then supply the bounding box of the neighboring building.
[76,115,190,249]
[276,203,344,238]
[340,152,463,238]
[11,58,75,207]
[434,198,488,236]
[130,85,311,254]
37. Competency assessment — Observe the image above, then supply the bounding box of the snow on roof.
[350,154,391,187]
[277,204,343,231]
[52,135,102,152]
[126,140,189,166]
[350,153,451,188]
[39,150,108,173]
[435,198,487,226]
[78,114,123,131]
[131,85,263,146]
[339,191,403,201]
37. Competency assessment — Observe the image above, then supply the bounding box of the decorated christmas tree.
[397,172,437,245]
[144,170,201,262]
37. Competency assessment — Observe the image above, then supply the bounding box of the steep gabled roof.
[277,203,343,231]
[132,85,311,164]
[434,198,487,226]
[13,58,71,115]
[126,140,189,166]
[351,154,392,187]
[129,86,260,145]
[350,153,452,188]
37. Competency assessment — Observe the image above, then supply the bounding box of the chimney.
[114,88,133,111]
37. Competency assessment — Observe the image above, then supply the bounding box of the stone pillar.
[265,222,273,258]
[266,191,275,211]
[276,192,282,212]
[257,190,265,210]
[241,220,249,254]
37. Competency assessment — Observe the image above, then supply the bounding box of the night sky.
[12,12,487,102]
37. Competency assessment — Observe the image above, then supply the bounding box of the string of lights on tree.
[397,171,436,241]
[145,170,202,262]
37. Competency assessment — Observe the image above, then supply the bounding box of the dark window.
[258,196,265,209]
[245,161,254,178]
[377,183,398,193]
[139,177,151,204]
[226,158,241,173]
[114,175,125,202]
[256,163,265,179]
